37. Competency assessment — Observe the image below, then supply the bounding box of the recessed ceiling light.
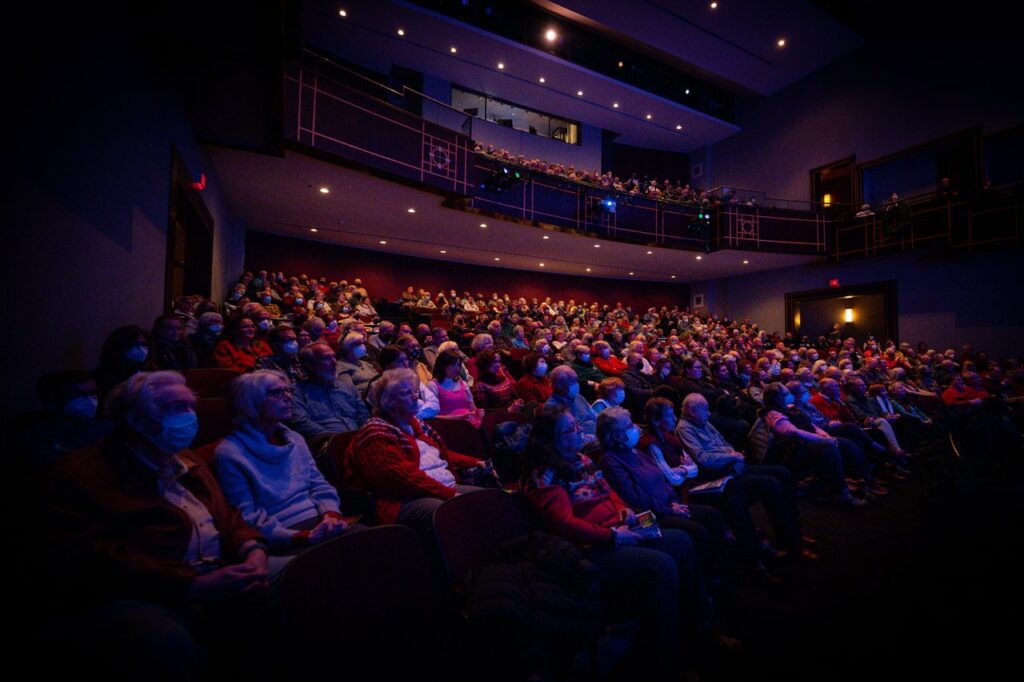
[397,28,404,36]
[612,102,619,108]
[494,257,501,261]
[539,263,545,267]
[542,235,550,240]
[586,267,592,272]
[617,61,624,68]
[379,240,387,245]
[338,9,347,17]
[671,275,677,279]
[710,2,718,8]
[645,114,652,120]
[497,62,504,69]
[310,228,318,233]
[646,250,653,254]
[407,208,416,213]
[538,77,545,83]
[685,89,690,95]
[545,29,558,42]
[742,259,749,264]
[577,90,584,96]
[696,255,702,260]
[440,249,447,254]
[593,244,600,248]
[629,272,634,276]
[480,223,487,228]
[318,187,330,194]
[450,46,458,53]
[676,125,682,130]
[777,38,786,47]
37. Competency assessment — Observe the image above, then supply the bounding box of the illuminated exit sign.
[829,279,840,288]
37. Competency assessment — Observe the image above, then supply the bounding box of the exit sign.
[829,279,840,288]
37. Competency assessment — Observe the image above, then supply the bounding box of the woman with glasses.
[212,370,351,553]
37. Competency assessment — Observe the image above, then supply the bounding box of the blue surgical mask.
[612,389,625,405]
[262,296,272,305]
[258,319,272,331]
[624,425,641,448]
[125,345,149,363]
[353,345,367,359]
[294,297,304,306]
[566,383,580,398]
[142,411,198,454]
[64,395,98,419]
[534,363,547,377]
[208,324,223,335]
[282,340,299,356]
[579,354,590,363]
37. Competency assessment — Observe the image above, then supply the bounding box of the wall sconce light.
[823,193,832,207]
[844,307,854,323]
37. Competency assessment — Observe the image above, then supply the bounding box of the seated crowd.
[24,268,1024,679]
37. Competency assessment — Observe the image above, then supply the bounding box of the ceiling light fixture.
[407,208,416,213]
[617,61,624,67]
[450,46,457,53]
[494,257,501,261]
[497,62,504,69]
[593,244,600,248]
[685,89,691,95]
[710,2,718,8]
[545,28,558,42]
[318,187,330,194]
[542,235,550,240]
[379,240,387,245]
[397,28,404,36]
[777,38,786,47]
[696,255,702,260]
[612,102,619,108]
[671,275,677,279]
[440,249,447,254]
[538,77,545,83]
[586,267,592,272]
[338,9,347,17]
[742,259,749,264]
[310,228,318,233]
[645,114,652,120]
[577,90,584,96]
[646,250,653,254]
[676,125,682,130]
[539,263,545,267]
[629,272,634,276]
[480,223,487,228]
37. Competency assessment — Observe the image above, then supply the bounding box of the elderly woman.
[515,352,553,404]
[758,383,866,507]
[213,314,272,373]
[189,312,223,368]
[336,331,378,398]
[212,370,351,553]
[595,406,732,580]
[343,368,485,534]
[522,404,731,676]
[423,350,483,428]
[470,349,521,411]
[591,376,627,415]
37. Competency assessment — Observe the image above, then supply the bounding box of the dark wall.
[796,294,888,345]
[245,231,690,309]
[608,142,690,184]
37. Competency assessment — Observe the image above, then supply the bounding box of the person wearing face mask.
[366,320,395,360]
[43,371,273,680]
[394,333,432,387]
[255,325,305,384]
[470,349,521,412]
[94,325,154,402]
[189,312,224,368]
[21,370,114,471]
[621,351,661,404]
[335,332,379,398]
[591,377,627,415]
[570,344,606,401]
[597,406,734,583]
[545,366,598,440]
[515,353,553,405]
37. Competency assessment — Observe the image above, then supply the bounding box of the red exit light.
[829,278,840,288]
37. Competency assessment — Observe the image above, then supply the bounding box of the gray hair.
[372,368,418,417]
[225,370,289,424]
[299,342,334,369]
[470,333,494,353]
[681,392,708,418]
[341,331,365,351]
[198,312,223,328]
[108,371,192,421]
[303,317,326,335]
[596,406,633,450]
[549,364,577,391]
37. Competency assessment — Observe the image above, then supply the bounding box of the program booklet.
[628,510,663,539]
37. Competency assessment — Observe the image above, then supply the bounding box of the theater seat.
[182,368,240,399]
[433,488,527,586]
[425,417,485,459]
[193,398,233,447]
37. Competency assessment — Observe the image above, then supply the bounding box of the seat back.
[323,430,357,488]
[182,368,240,399]
[433,489,528,586]
[279,525,442,674]
[425,417,485,459]
[193,398,233,447]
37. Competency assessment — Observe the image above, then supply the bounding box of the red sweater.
[344,417,481,524]
[810,393,855,423]
[515,374,553,403]
[525,456,628,546]
[213,339,271,373]
[593,355,628,377]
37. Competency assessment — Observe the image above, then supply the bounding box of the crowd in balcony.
[22,266,1024,679]
[474,142,762,207]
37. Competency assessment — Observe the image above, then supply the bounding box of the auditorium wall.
[244,231,690,310]
[8,7,245,418]
[692,249,1024,359]
[708,13,1023,202]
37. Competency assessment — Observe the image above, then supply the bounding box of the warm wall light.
[844,307,854,323]
[545,29,558,42]
[497,62,504,69]
[823,193,832,207]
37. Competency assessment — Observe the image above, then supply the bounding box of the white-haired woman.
[343,368,485,534]
[212,370,350,553]
[336,331,378,397]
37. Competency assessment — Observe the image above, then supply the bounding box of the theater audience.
[470,349,520,411]
[335,331,378,397]
[545,365,598,440]
[423,350,482,428]
[591,376,627,415]
[515,353,553,404]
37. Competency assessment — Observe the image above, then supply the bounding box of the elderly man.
[44,371,275,679]
[255,325,305,384]
[367,320,396,359]
[335,331,378,397]
[544,365,598,440]
[290,343,371,451]
[675,393,813,560]
[151,314,198,371]
[420,326,449,370]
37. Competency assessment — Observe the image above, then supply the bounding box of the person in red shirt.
[591,340,628,376]
[212,315,271,373]
[514,353,553,404]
